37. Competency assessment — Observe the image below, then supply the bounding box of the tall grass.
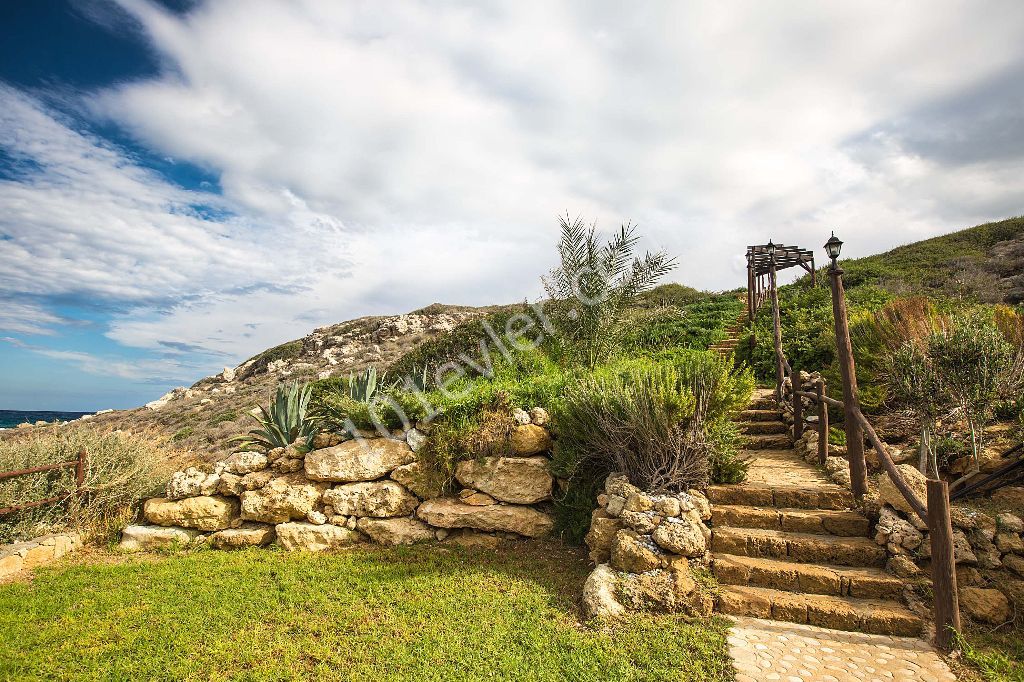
[0,427,177,544]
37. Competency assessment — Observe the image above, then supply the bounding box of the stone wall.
[581,473,715,619]
[121,407,557,553]
[0,532,82,580]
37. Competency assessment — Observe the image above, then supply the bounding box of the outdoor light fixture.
[766,240,776,258]
[824,232,843,265]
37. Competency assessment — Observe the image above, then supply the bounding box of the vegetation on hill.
[0,544,735,681]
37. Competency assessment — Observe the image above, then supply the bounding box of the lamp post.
[825,232,868,498]
[767,241,785,402]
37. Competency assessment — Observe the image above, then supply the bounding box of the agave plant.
[348,367,386,403]
[234,381,318,451]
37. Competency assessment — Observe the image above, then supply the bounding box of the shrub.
[552,352,751,491]
[207,410,238,426]
[0,427,177,543]
[884,341,946,475]
[236,381,318,451]
[542,214,676,368]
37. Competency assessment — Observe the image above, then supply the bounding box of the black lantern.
[766,240,776,258]
[824,232,843,265]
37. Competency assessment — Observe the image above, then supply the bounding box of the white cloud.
[4,0,1024,385]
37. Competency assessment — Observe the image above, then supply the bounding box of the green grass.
[960,627,1024,682]
[0,543,735,681]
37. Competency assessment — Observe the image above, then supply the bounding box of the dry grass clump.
[0,427,179,544]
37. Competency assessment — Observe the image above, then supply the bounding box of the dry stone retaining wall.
[121,408,557,553]
[582,473,716,619]
[0,532,82,580]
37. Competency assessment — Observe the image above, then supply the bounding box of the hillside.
[835,216,1024,302]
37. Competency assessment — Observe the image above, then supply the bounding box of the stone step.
[743,433,793,449]
[737,421,788,435]
[716,585,922,637]
[712,554,904,600]
[712,527,887,568]
[707,482,856,510]
[711,505,871,537]
[748,396,777,410]
[738,409,781,422]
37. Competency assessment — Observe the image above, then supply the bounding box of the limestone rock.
[455,456,553,504]
[405,428,427,452]
[878,464,929,516]
[686,490,712,521]
[995,532,1024,555]
[390,461,446,500]
[606,495,626,517]
[619,510,657,534]
[617,563,701,613]
[239,474,327,524]
[458,489,497,506]
[585,508,624,564]
[356,517,435,545]
[119,525,200,551]
[610,529,661,573]
[651,516,707,557]
[604,473,640,500]
[165,468,207,500]
[144,496,239,531]
[582,564,625,619]
[272,457,304,474]
[512,408,532,425]
[886,555,921,579]
[210,523,275,549]
[304,438,415,482]
[218,473,244,497]
[416,498,554,537]
[509,424,552,455]
[992,486,1024,509]
[959,587,1012,624]
[306,510,327,525]
[623,493,654,513]
[274,522,364,551]
[997,513,1024,534]
[875,505,924,554]
[223,451,269,475]
[654,498,681,517]
[322,481,419,518]
[1004,554,1024,579]
[529,407,550,426]
[312,432,345,449]
[241,470,274,490]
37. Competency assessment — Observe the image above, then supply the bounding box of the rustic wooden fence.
[750,240,961,650]
[0,448,88,517]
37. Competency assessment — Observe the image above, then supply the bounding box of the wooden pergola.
[746,243,815,321]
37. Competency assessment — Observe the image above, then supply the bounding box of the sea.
[0,410,92,429]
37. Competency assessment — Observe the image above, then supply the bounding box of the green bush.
[621,295,744,354]
[550,352,752,542]
[207,410,238,426]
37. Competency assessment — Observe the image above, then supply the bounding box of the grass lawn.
[0,541,735,681]
[958,626,1024,682]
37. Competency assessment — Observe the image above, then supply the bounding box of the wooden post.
[792,366,803,440]
[829,264,868,498]
[810,256,817,286]
[75,448,87,502]
[817,380,829,465]
[928,479,960,651]
[746,262,754,324]
[770,260,784,402]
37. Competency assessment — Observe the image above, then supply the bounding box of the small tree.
[542,214,676,368]
[885,340,947,477]
[928,315,1020,470]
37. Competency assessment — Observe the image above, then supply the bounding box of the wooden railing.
[0,449,88,516]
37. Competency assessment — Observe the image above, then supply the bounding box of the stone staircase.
[709,303,748,358]
[708,389,922,637]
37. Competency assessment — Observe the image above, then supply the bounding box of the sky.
[1,1,1023,411]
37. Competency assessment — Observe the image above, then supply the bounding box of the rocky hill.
[54,304,507,464]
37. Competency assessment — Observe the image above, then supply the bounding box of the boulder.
[878,464,929,516]
[1005,554,1024,579]
[582,564,625,619]
[223,451,269,475]
[304,438,415,482]
[356,517,435,545]
[165,468,207,500]
[686,491,712,521]
[875,505,924,554]
[512,408,532,425]
[389,461,445,500]
[997,513,1024,534]
[886,555,921,579]
[995,532,1024,555]
[405,428,427,452]
[209,523,275,549]
[241,470,274,490]
[454,456,553,504]
[618,564,699,613]
[610,529,662,573]
[144,496,239,531]
[119,525,200,551]
[992,486,1024,509]
[509,424,552,455]
[654,498,681,517]
[959,587,1012,624]
[529,407,550,426]
[312,432,345,449]
[585,508,624,564]
[274,522,364,551]
[239,474,327,523]
[623,493,654,513]
[604,473,640,500]
[218,473,245,497]
[651,516,707,557]
[416,498,554,537]
[619,510,657,534]
[322,481,420,518]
